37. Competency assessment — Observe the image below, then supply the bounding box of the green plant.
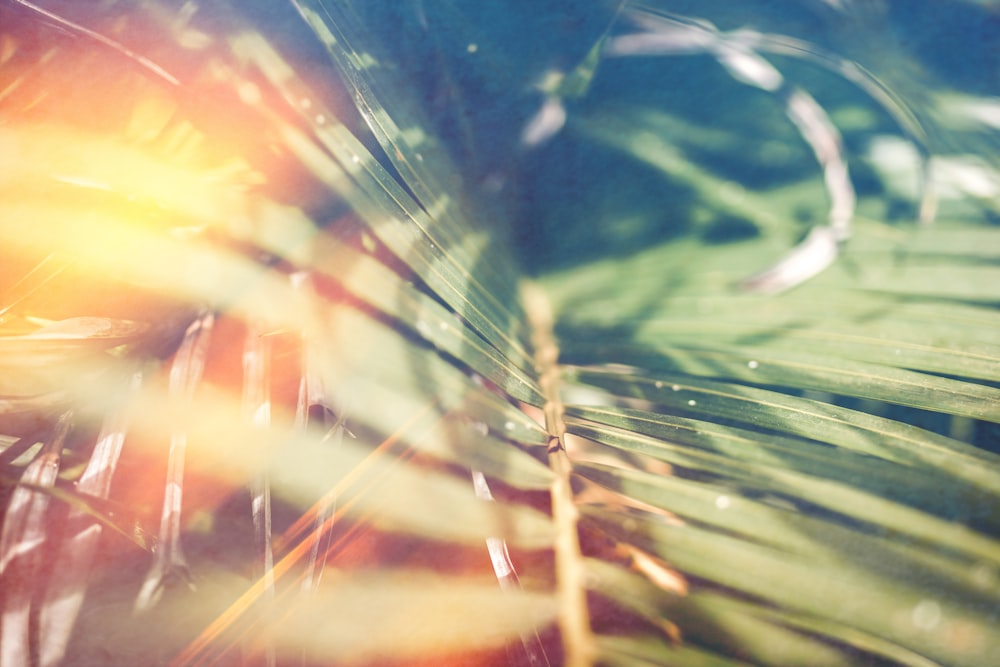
[1,1,999,666]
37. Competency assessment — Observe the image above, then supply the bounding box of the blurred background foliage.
[1,1,999,666]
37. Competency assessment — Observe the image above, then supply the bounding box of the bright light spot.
[747,360,759,369]
[51,175,112,191]
[868,135,923,199]
[911,600,942,630]
[520,96,566,148]
[671,384,681,392]
[687,399,697,406]
[467,43,478,54]
[252,404,269,425]
[351,154,360,164]
[951,96,1000,129]
[504,421,516,431]
[715,495,730,509]
[237,82,261,105]
[360,232,376,253]
[717,45,783,92]
[654,381,664,389]
[933,155,1000,199]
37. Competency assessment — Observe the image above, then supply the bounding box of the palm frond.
[1,0,998,666]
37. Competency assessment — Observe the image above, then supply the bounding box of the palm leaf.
[1,1,998,666]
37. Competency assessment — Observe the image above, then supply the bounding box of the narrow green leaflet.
[108,365,554,548]
[323,243,543,405]
[576,109,797,237]
[565,344,1000,422]
[565,404,994,527]
[287,1,529,324]
[587,559,865,666]
[279,120,535,370]
[598,636,755,667]
[576,457,1000,584]
[566,367,1000,493]
[272,571,557,663]
[624,323,1000,384]
[0,199,310,335]
[638,591,944,667]
[309,305,552,487]
[586,505,1000,667]
[229,28,534,370]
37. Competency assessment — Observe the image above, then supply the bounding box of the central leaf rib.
[522,282,594,667]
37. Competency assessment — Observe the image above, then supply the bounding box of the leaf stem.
[522,282,594,667]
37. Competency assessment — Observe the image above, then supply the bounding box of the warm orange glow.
[1,6,358,663]
[0,2,341,367]
[2,7,530,667]
[170,405,432,667]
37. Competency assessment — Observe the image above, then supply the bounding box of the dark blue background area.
[336,1,998,268]
[347,1,997,168]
